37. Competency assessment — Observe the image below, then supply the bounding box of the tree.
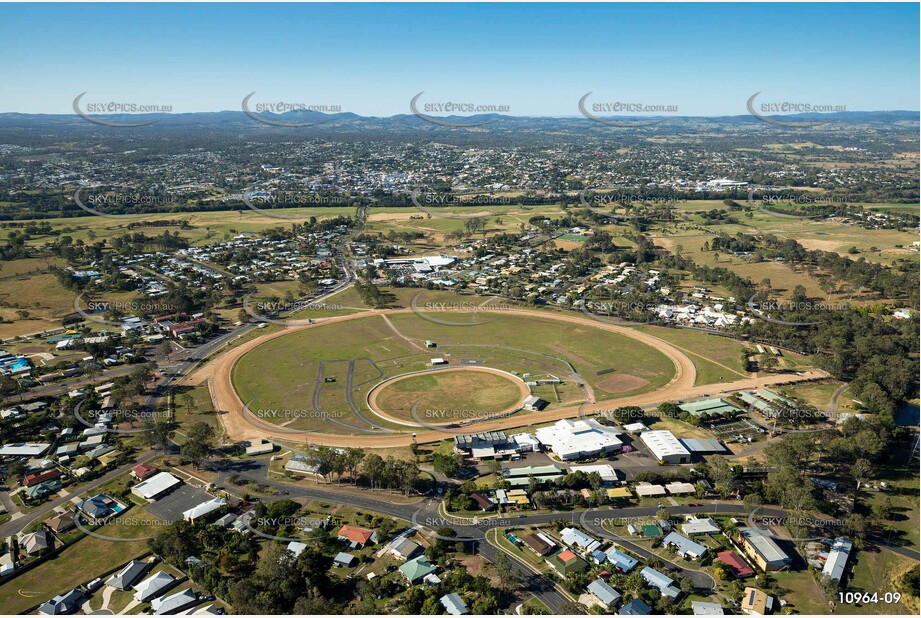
[432,452,460,478]
[759,354,779,372]
[494,552,524,589]
[180,422,215,468]
[144,419,172,451]
[851,458,873,490]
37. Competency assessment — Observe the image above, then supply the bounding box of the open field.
[0,205,363,247]
[371,367,527,424]
[0,512,155,614]
[845,549,915,615]
[197,305,827,447]
[232,309,677,433]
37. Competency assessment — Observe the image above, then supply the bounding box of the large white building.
[535,419,623,461]
[640,430,691,464]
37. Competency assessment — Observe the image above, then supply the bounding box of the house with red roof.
[337,524,377,547]
[132,463,157,480]
[548,548,588,576]
[716,549,755,578]
[23,468,62,488]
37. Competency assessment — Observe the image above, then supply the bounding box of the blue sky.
[0,2,917,116]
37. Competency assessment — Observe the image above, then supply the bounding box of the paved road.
[0,450,160,538]
[211,459,572,611]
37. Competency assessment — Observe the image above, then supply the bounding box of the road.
[0,450,160,539]
[207,457,820,611]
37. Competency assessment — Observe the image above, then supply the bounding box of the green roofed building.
[547,549,588,576]
[399,556,436,583]
[679,398,741,417]
[642,524,662,538]
[737,389,794,415]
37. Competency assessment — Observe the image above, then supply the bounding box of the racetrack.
[187,307,827,447]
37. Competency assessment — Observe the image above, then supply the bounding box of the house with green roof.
[399,556,436,584]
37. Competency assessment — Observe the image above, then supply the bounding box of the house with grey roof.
[152,588,198,615]
[133,570,176,602]
[586,578,621,608]
[37,588,84,615]
[663,531,708,560]
[106,560,150,591]
[640,566,681,599]
[439,593,468,615]
[691,600,725,614]
[605,547,638,572]
[821,537,853,583]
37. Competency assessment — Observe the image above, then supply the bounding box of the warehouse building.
[640,430,691,464]
[535,419,623,461]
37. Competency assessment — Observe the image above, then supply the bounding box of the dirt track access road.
[186,307,828,448]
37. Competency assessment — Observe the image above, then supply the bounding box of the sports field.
[371,367,527,424]
[231,307,678,434]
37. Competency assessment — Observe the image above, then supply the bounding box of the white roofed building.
[535,419,623,461]
[132,471,181,500]
[640,430,691,464]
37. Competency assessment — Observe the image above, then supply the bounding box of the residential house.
[337,524,377,548]
[19,530,51,555]
[46,512,76,534]
[521,533,556,556]
[106,560,151,591]
[152,588,198,615]
[399,556,436,584]
[691,601,725,615]
[605,547,638,572]
[548,549,588,576]
[715,550,755,578]
[586,578,621,609]
[439,593,468,616]
[133,571,177,603]
[619,598,652,615]
[37,588,85,615]
[640,566,681,599]
[740,587,774,615]
[663,532,708,560]
[737,527,792,571]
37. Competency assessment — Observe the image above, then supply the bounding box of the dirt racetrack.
[185,307,827,447]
